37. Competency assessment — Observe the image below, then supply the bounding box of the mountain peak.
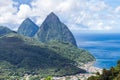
[0,26,13,36]
[36,13,77,47]
[46,12,59,22]
[49,12,57,17]
[25,17,31,21]
[17,18,39,37]
[24,18,33,22]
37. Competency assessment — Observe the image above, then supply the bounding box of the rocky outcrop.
[36,12,77,46]
[18,18,39,37]
[0,26,13,36]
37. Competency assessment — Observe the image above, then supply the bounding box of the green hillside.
[46,41,95,65]
[0,33,93,79]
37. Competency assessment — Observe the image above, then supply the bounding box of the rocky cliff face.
[36,12,77,46]
[18,18,39,37]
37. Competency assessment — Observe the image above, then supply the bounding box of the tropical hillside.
[0,12,95,79]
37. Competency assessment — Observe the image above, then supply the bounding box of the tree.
[96,72,100,76]
[117,60,120,65]
[44,76,52,80]
[110,67,115,76]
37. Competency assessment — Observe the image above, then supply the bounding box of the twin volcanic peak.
[0,12,95,78]
[36,12,77,47]
[0,26,14,36]
[18,12,77,47]
[17,18,39,37]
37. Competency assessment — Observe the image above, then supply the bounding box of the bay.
[75,33,120,69]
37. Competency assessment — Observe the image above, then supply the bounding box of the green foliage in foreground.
[88,60,120,80]
[44,76,52,80]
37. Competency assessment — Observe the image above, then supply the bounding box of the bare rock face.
[18,18,39,37]
[0,26,13,36]
[36,12,77,47]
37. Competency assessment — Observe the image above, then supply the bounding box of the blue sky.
[13,0,32,4]
[0,0,120,33]
[105,0,120,7]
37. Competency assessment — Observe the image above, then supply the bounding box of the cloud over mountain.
[0,0,120,33]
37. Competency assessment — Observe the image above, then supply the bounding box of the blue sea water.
[75,33,120,69]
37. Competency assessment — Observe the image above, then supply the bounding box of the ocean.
[75,33,120,69]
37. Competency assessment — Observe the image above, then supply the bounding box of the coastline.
[52,61,102,80]
[80,61,102,74]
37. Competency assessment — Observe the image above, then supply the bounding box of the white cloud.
[0,0,17,23]
[16,4,32,24]
[88,0,107,12]
[17,4,32,19]
[36,17,43,25]
[0,0,32,30]
[115,6,120,13]
[0,0,119,33]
